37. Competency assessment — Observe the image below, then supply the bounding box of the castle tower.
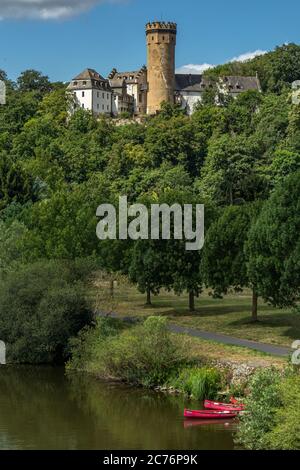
[146,21,177,114]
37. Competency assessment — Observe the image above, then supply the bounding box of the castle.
[67,22,261,117]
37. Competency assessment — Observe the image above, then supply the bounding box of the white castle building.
[67,22,261,117]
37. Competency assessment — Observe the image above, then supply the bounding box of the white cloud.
[0,0,123,20]
[176,63,214,74]
[177,49,267,75]
[230,49,267,63]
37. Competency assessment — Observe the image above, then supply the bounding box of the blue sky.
[0,0,300,82]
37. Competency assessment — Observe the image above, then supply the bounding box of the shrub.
[0,260,93,363]
[101,316,187,386]
[264,375,300,450]
[67,316,123,371]
[69,316,187,387]
[169,366,222,400]
[235,368,282,450]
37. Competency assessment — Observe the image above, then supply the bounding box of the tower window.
[82,91,85,97]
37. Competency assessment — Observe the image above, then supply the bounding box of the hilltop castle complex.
[67,21,261,117]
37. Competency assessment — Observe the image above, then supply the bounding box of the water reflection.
[0,367,235,450]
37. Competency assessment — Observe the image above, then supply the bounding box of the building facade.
[175,74,262,115]
[67,22,261,118]
[67,69,113,116]
[108,67,147,115]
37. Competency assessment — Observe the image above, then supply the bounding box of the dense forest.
[0,43,299,363]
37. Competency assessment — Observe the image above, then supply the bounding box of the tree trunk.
[146,288,151,306]
[189,290,195,312]
[109,279,114,298]
[252,289,258,322]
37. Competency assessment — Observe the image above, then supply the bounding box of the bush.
[69,316,187,387]
[0,260,93,363]
[264,375,300,450]
[67,316,123,371]
[102,316,188,386]
[235,368,282,450]
[169,366,222,400]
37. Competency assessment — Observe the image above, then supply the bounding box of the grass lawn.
[93,282,299,349]
[184,335,285,367]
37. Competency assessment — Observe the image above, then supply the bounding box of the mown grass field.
[93,282,299,351]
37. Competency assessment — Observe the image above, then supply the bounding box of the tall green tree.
[247,171,300,307]
[202,203,261,321]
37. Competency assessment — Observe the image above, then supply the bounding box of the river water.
[0,367,236,450]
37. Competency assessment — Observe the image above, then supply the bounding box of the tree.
[0,260,93,363]
[17,70,52,94]
[201,203,261,321]
[144,110,205,175]
[247,171,300,307]
[269,149,300,186]
[197,135,262,205]
[0,153,37,210]
[129,239,172,305]
[167,239,203,312]
[0,219,28,273]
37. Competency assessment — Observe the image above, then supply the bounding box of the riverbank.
[67,315,300,450]
[67,315,285,400]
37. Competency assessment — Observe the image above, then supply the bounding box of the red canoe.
[184,409,237,420]
[204,400,245,412]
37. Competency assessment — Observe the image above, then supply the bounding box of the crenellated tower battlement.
[146,22,177,34]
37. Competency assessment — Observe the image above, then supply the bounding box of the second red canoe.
[184,409,238,420]
[204,400,245,412]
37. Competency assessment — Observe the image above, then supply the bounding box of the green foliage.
[235,368,282,450]
[0,219,28,272]
[17,70,52,94]
[247,171,300,307]
[0,260,93,364]
[197,134,262,205]
[69,316,187,387]
[169,366,222,400]
[264,375,300,450]
[67,317,123,371]
[0,153,37,210]
[202,203,261,298]
[269,149,300,185]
